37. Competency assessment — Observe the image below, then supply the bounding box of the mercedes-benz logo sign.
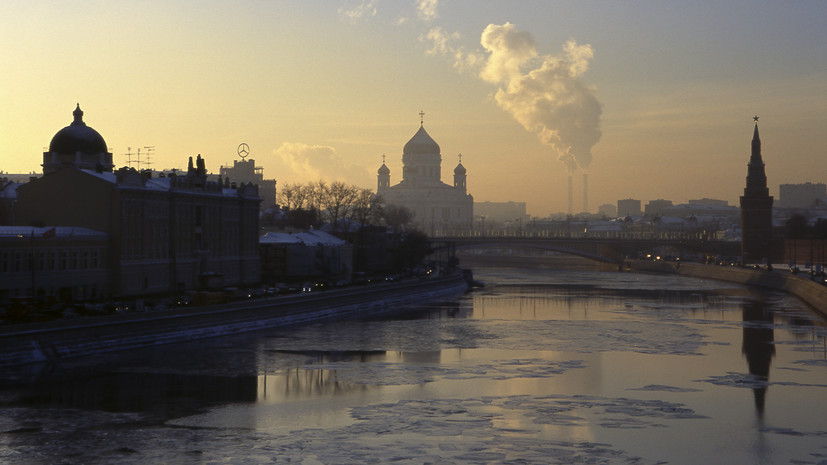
[237,143,250,159]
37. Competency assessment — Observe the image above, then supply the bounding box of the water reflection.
[22,371,259,418]
[741,299,775,415]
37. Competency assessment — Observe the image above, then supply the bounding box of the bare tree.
[351,190,384,227]
[382,204,415,232]
[307,180,327,216]
[324,181,359,232]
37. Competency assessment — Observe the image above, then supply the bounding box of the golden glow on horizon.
[1,1,825,216]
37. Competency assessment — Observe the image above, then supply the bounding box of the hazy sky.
[2,1,825,216]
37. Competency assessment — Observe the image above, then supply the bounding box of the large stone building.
[377,120,473,235]
[3,105,260,302]
[740,117,774,263]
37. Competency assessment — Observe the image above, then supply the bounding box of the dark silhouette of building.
[8,105,260,301]
[740,117,774,263]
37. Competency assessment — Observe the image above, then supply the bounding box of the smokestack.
[583,173,588,213]
[567,175,573,215]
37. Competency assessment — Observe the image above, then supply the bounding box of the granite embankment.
[0,273,469,369]
[630,260,827,318]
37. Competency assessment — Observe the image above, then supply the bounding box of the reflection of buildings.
[27,371,258,414]
[2,105,260,301]
[740,118,774,263]
[377,118,473,235]
[742,299,775,415]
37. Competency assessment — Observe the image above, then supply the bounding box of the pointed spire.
[750,115,762,165]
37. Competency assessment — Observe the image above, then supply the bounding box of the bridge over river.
[432,234,741,264]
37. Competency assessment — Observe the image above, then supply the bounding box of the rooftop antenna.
[142,146,155,169]
[124,147,134,168]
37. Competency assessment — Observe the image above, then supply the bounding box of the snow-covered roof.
[260,230,347,246]
[0,226,106,238]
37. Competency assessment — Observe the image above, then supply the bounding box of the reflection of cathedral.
[377,117,473,235]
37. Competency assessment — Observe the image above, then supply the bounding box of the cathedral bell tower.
[377,154,390,192]
[453,153,467,193]
[739,116,774,263]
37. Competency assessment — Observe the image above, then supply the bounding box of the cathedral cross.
[419,110,425,126]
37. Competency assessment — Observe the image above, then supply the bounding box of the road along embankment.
[629,260,827,318]
[0,274,469,369]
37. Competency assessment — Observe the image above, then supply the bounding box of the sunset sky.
[1,1,825,216]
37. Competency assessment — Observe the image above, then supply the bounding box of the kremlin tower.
[739,116,774,263]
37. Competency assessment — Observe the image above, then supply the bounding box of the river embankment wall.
[629,260,827,318]
[0,274,469,369]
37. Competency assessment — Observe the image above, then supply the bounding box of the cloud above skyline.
[274,142,370,184]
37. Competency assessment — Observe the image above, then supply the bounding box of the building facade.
[377,121,473,235]
[778,182,826,209]
[218,156,277,210]
[6,105,261,301]
[739,118,774,263]
[617,198,642,217]
[644,199,673,217]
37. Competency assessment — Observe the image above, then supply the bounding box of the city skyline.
[1,1,825,216]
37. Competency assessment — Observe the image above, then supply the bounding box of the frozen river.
[1,265,826,464]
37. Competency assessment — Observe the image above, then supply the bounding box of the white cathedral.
[377,118,473,235]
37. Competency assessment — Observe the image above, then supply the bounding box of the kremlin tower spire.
[739,116,774,264]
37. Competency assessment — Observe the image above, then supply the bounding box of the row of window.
[0,249,101,273]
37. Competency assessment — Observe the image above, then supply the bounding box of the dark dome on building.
[454,162,466,175]
[403,125,440,155]
[378,162,390,175]
[49,104,108,154]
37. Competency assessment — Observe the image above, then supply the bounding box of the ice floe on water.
[311,358,586,386]
[628,384,703,393]
[696,372,827,390]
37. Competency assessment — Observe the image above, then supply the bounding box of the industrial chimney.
[567,175,573,215]
[583,173,589,213]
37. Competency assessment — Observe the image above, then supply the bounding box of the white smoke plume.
[423,22,602,173]
[479,23,602,173]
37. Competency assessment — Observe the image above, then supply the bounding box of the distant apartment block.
[474,201,529,224]
[597,203,617,217]
[778,182,826,209]
[617,198,642,217]
[645,199,673,217]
